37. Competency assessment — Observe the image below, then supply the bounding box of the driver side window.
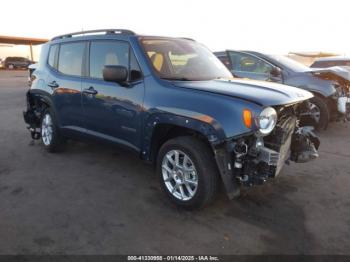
[229,52,273,74]
[89,41,129,79]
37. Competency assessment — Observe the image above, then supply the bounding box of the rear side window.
[89,41,129,79]
[48,45,58,68]
[58,42,85,76]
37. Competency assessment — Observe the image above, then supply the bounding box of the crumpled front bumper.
[240,125,319,186]
[337,96,350,120]
[213,116,320,199]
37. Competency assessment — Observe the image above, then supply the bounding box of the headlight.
[255,107,277,136]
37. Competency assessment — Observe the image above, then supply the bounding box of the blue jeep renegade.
[23,29,319,209]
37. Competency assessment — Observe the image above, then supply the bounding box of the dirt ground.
[0,70,349,255]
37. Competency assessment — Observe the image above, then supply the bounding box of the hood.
[172,78,313,106]
[309,66,350,82]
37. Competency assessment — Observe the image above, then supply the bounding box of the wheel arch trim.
[140,108,226,162]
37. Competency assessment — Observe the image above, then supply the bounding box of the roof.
[50,29,196,44]
[0,35,48,45]
[215,50,265,55]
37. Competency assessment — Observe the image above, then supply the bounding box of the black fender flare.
[141,108,226,161]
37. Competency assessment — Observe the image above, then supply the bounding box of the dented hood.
[309,66,350,82]
[172,78,313,106]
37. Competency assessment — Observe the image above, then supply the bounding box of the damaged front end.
[312,69,350,122]
[331,81,350,122]
[336,96,350,121]
[214,104,320,198]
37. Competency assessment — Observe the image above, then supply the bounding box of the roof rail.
[51,29,136,41]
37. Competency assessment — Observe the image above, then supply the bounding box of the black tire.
[40,108,65,152]
[157,136,219,209]
[310,96,330,130]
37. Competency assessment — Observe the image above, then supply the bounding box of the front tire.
[40,108,64,152]
[309,96,330,130]
[157,136,219,209]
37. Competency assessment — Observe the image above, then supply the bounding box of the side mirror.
[103,65,128,84]
[270,67,282,77]
[130,70,142,81]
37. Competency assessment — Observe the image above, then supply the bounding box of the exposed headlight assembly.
[255,107,277,136]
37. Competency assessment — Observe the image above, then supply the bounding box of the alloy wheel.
[161,150,198,201]
[309,102,321,123]
[41,114,53,146]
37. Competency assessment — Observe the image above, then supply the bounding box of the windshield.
[140,38,232,81]
[268,54,310,72]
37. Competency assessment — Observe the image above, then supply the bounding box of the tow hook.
[232,141,252,185]
[233,140,248,169]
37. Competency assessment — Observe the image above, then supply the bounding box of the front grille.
[258,147,280,166]
[263,107,297,176]
[264,114,296,152]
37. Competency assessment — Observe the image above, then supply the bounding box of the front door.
[82,40,144,152]
[228,51,281,82]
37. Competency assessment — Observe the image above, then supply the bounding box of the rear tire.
[40,108,65,152]
[310,96,329,130]
[157,136,219,209]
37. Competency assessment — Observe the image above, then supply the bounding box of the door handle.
[48,81,59,88]
[83,86,98,95]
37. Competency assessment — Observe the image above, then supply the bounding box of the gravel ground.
[0,70,349,255]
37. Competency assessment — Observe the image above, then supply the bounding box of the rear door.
[81,40,144,152]
[48,41,86,131]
